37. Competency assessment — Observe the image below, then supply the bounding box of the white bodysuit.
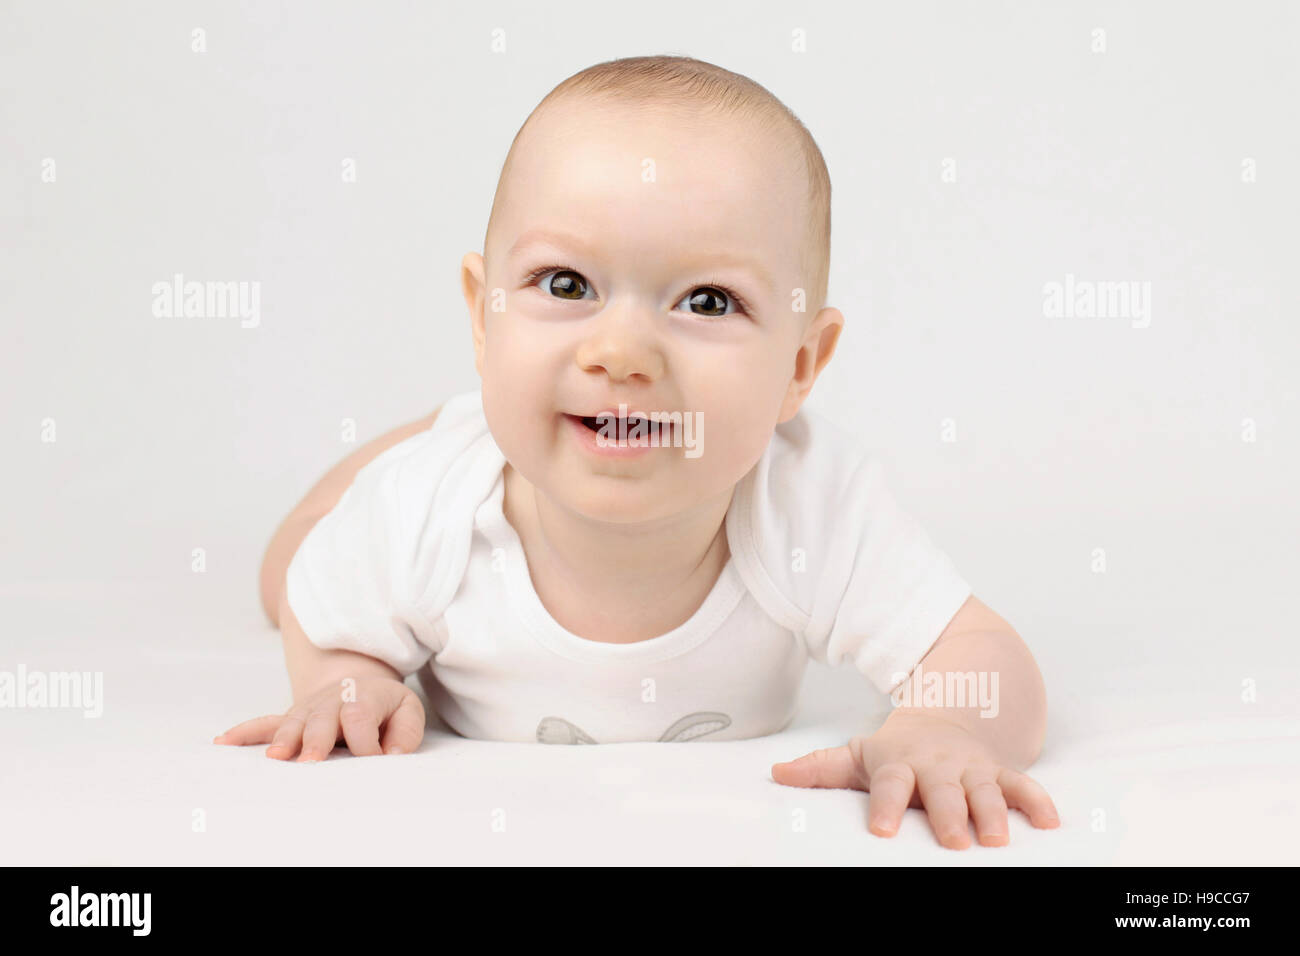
[285,390,972,744]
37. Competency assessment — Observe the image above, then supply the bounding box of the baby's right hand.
[214,676,425,761]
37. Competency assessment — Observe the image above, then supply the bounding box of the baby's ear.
[461,252,488,372]
[779,307,844,421]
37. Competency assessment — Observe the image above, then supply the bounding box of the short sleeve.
[283,389,506,678]
[284,443,435,678]
[726,408,972,695]
[804,455,972,693]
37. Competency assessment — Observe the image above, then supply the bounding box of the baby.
[216,55,1059,849]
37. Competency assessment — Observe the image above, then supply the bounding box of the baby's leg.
[258,408,442,625]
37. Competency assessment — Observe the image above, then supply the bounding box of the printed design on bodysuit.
[536,712,732,744]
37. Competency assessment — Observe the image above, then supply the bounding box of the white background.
[2,0,1297,864]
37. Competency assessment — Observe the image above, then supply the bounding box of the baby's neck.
[502,464,733,643]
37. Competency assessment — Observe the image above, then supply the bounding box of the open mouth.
[572,414,672,435]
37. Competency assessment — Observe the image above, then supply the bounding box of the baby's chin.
[557,479,693,525]
[505,444,728,527]
[525,456,701,524]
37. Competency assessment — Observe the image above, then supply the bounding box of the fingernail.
[387,746,403,755]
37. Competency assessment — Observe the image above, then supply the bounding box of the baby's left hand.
[771,712,1059,849]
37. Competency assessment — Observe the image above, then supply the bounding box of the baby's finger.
[266,713,307,761]
[338,701,383,757]
[962,768,1009,846]
[299,708,341,762]
[770,745,860,790]
[214,715,282,746]
[864,762,916,837]
[379,692,425,755]
[915,765,972,849]
[998,768,1060,828]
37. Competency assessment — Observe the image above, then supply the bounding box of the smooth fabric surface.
[2,581,1296,865]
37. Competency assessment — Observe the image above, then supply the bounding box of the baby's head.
[462,55,843,524]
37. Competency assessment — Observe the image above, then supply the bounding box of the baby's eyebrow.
[509,228,595,260]
[507,228,775,296]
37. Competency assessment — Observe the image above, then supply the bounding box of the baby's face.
[466,97,836,524]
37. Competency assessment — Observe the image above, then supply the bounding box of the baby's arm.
[885,596,1047,768]
[258,407,441,625]
[217,407,441,760]
[216,598,423,759]
[772,596,1058,848]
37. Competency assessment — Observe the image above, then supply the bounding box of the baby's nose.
[574,310,666,382]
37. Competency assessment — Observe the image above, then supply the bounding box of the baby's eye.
[526,266,746,316]
[537,269,590,300]
[675,286,741,318]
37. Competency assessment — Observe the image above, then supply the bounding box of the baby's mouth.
[565,413,673,436]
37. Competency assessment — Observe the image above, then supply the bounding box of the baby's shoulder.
[348,388,504,523]
[332,388,504,615]
[760,403,881,504]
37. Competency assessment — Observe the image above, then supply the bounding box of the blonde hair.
[484,54,832,316]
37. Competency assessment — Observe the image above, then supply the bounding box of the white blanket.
[4,582,1296,865]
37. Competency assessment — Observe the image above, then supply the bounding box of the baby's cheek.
[480,375,532,461]
[685,409,770,489]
